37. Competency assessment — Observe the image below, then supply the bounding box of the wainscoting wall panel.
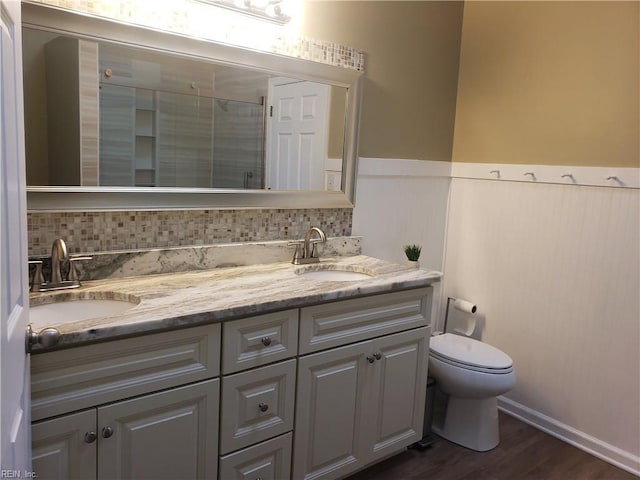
[353,157,639,474]
[353,158,450,270]
[352,158,451,346]
[443,178,639,475]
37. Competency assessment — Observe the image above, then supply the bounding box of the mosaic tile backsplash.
[28,208,353,257]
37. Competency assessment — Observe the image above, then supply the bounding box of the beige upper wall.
[301,1,464,161]
[452,1,640,167]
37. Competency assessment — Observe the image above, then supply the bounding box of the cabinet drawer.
[222,310,298,374]
[219,432,292,480]
[220,359,296,454]
[299,287,431,354]
[31,324,221,421]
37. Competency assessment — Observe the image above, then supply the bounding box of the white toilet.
[428,332,516,452]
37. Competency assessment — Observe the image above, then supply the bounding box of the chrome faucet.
[290,227,327,264]
[50,238,68,285]
[29,239,92,292]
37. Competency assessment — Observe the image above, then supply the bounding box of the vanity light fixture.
[196,0,292,24]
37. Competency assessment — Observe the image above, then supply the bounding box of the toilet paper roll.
[453,298,477,314]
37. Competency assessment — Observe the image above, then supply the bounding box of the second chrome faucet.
[290,227,327,265]
[29,238,92,292]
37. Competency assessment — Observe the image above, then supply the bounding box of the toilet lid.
[430,333,513,370]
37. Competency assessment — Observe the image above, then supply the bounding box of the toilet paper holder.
[442,296,477,335]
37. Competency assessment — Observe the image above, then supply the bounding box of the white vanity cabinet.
[30,324,221,480]
[30,286,434,480]
[293,288,432,480]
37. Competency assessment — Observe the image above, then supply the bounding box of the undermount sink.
[30,293,139,323]
[295,266,374,282]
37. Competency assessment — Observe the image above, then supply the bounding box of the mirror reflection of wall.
[22,27,348,192]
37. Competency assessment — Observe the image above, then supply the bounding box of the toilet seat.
[430,333,513,374]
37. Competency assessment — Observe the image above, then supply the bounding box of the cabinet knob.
[258,402,269,413]
[374,352,382,361]
[101,426,114,439]
[84,431,97,444]
[366,355,376,364]
[261,336,272,347]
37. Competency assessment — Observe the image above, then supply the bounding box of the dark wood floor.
[346,412,637,480]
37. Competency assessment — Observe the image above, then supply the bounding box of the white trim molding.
[498,396,640,477]
[452,162,640,189]
[358,158,639,188]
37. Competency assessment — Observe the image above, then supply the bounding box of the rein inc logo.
[1,471,37,478]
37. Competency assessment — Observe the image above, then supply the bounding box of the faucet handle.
[28,260,44,292]
[307,236,326,259]
[308,242,321,259]
[288,241,304,264]
[68,256,92,283]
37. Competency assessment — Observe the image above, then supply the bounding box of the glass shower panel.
[212,99,265,189]
[156,91,214,188]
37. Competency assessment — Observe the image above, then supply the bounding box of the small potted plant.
[403,244,422,268]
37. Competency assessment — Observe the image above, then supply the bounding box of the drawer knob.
[261,336,272,347]
[258,402,269,413]
[101,426,114,439]
[84,431,97,444]
[366,355,376,364]
[374,352,382,361]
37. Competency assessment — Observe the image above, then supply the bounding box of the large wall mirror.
[23,2,362,211]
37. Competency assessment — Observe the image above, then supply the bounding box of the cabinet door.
[97,379,219,480]
[365,326,430,462]
[293,341,372,480]
[32,409,97,480]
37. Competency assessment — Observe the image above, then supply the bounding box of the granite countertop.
[29,255,441,352]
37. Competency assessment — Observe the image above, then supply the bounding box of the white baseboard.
[498,396,640,477]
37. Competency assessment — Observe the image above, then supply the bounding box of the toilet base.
[433,396,500,452]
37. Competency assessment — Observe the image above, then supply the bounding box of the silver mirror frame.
[23,2,362,212]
